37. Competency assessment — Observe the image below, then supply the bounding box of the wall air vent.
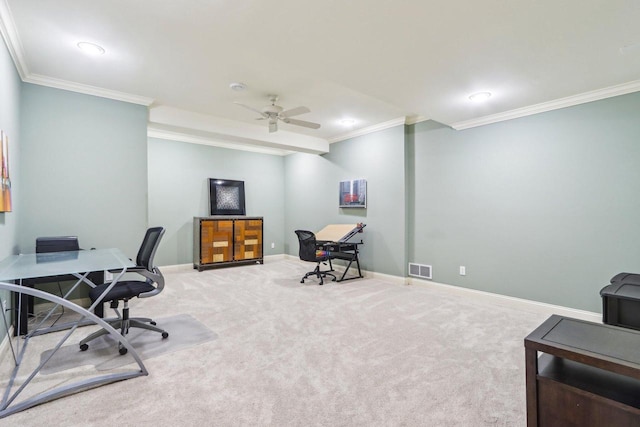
[408,263,432,280]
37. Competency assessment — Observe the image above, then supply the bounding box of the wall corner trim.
[24,74,154,106]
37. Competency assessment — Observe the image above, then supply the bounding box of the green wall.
[5,36,640,314]
[408,92,640,312]
[284,125,407,276]
[0,33,20,260]
[19,84,149,256]
[148,138,285,266]
[0,32,21,335]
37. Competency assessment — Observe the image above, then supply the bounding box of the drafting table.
[315,223,366,282]
[0,248,147,419]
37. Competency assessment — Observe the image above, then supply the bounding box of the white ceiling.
[2,0,640,153]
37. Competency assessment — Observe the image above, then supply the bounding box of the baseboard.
[163,256,602,322]
[160,263,195,273]
[161,254,288,273]
[287,256,600,321]
[406,277,601,323]
[35,297,92,312]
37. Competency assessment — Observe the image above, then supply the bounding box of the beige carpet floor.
[1,258,557,426]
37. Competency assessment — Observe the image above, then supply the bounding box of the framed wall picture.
[0,130,12,213]
[209,178,246,215]
[339,179,366,208]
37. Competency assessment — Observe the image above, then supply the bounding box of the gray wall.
[19,84,149,256]
[284,125,406,276]
[0,32,21,335]
[408,92,640,312]
[0,33,20,259]
[5,39,640,315]
[148,138,285,266]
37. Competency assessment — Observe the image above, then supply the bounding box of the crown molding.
[451,79,640,130]
[0,0,28,79]
[328,117,408,143]
[1,1,153,106]
[24,73,154,106]
[404,115,430,125]
[147,124,294,156]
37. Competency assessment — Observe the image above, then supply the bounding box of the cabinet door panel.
[200,220,215,263]
[234,219,263,260]
[201,220,233,263]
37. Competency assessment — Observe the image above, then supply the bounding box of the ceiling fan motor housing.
[262,104,283,115]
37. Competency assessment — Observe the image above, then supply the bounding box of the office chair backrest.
[36,236,80,253]
[136,227,165,270]
[294,230,318,263]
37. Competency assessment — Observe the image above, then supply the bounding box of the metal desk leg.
[0,282,148,419]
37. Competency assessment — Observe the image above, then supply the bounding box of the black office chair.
[294,230,336,285]
[79,227,168,355]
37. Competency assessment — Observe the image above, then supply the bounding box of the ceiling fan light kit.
[235,95,321,133]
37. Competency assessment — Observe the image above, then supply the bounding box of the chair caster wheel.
[80,343,88,351]
[162,331,169,339]
[300,279,304,283]
[119,346,128,355]
[150,321,157,325]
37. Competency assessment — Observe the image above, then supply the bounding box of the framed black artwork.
[209,178,246,215]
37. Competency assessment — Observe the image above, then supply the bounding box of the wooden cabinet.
[194,216,263,271]
[525,315,640,426]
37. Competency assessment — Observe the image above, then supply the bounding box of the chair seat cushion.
[89,280,155,303]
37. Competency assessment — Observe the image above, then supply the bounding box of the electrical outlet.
[459,266,466,276]
[271,242,275,249]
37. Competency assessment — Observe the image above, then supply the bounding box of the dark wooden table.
[525,315,640,426]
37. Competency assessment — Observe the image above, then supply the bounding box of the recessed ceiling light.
[229,82,247,91]
[77,42,105,56]
[469,91,492,102]
[339,118,356,126]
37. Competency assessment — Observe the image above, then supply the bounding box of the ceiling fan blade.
[282,117,321,129]
[279,106,310,118]
[234,102,267,118]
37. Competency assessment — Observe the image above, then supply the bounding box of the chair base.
[79,316,168,355]
[301,264,337,285]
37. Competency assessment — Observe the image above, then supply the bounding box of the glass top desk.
[0,248,133,336]
[0,248,148,418]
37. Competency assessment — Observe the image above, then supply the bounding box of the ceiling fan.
[234,95,321,133]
